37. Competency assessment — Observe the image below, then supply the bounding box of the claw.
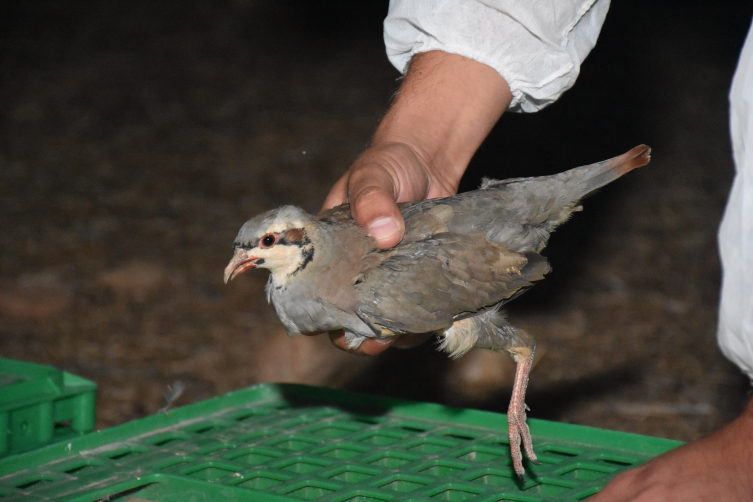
[507,346,536,478]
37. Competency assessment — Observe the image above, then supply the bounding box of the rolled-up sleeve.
[384,0,610,113]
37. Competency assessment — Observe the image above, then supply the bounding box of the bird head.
[224,206,316,285]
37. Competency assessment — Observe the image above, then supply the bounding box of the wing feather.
[355,232,550,334]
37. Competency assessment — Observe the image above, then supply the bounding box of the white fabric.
[383,1,753,378]
[384,0,610,113]
[719,21,753,382]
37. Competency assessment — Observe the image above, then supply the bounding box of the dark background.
[2,0,751,442]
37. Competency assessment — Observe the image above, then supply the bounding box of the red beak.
[224,250,259,284]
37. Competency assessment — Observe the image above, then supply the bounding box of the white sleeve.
[384,0,610,113]
[718,21,753,383]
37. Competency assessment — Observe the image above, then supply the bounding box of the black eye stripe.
[233,232,311,250]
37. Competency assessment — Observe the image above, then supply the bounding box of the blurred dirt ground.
[1,0,752,442]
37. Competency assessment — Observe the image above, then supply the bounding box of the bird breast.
[265,222,380,336]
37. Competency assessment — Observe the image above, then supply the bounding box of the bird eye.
[260,234,276,248]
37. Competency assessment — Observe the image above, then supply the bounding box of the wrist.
[373,51,512,190]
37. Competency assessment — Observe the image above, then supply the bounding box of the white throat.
[259,243,314,289]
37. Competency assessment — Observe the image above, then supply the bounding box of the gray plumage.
[224,144,651,477]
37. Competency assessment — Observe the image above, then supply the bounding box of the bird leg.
[507,345,539,479]
[438,313,539,477]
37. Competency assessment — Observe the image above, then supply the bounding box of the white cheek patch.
[256,246,305,285]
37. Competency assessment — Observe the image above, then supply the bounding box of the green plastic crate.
[0,359,96,458]
[0,383,681,501]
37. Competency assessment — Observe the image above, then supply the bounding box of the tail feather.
[576,144,651,198]
[457,145,652,254]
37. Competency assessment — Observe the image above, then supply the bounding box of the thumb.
[349,172,405,249]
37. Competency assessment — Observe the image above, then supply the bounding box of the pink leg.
[507,346,538,479]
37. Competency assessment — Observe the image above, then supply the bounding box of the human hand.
[322,141,460,355]
[322,141,460,248]
[322,51,512,355]
[589,399,753,501]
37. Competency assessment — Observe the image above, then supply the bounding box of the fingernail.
[368,217,400,241]
[375,337,394,344]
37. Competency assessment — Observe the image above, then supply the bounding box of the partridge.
[224,145,651,477]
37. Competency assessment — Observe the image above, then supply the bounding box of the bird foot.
[507,347,537,478]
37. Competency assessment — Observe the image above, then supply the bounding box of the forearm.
[727,395,753,461]
[322,50,511,247]
[372,50,512,196]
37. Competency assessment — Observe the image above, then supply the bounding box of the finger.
[348,171,405,249]
[329,331,433,355]
[321,174,350,210]
[329,331,397,355]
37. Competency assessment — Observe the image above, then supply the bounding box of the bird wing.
[355,232,550,334]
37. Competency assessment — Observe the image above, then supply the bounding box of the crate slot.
[594,455,639,467]
[62,461,100,474]
[265,434,321,451]
[238,429,278,443]
[226,446,284,465]
[336,490,391,502]
[377,474,431,492]
[312,443,370,460]
[387,421,431,433]
[282,480,340,500]
[440,430,479,441]
[454,445,508,462]
[230,409,270,421]
[155,456,196,471]
[107,447,146,460]
[181,461,243,480]
[403,437,456,454]
[196,442,237,456]
[426,483,484,501]
[353,430,406,446]
[416,459,469,476]
[522,479,576,496]
[185,465,238,481]
[556,462,614,480]
[343,414,382,426]
[325,465,379,483]
[235,470,290,490]
[536,446,584,465]
[147,432,190,447]
[15,477,54,489]
[465,468,516,487]
[305,422,361,438]
[187,422,225,434]
[101,482,160,501]
[275,456,330,474]
[364,451,420,468]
